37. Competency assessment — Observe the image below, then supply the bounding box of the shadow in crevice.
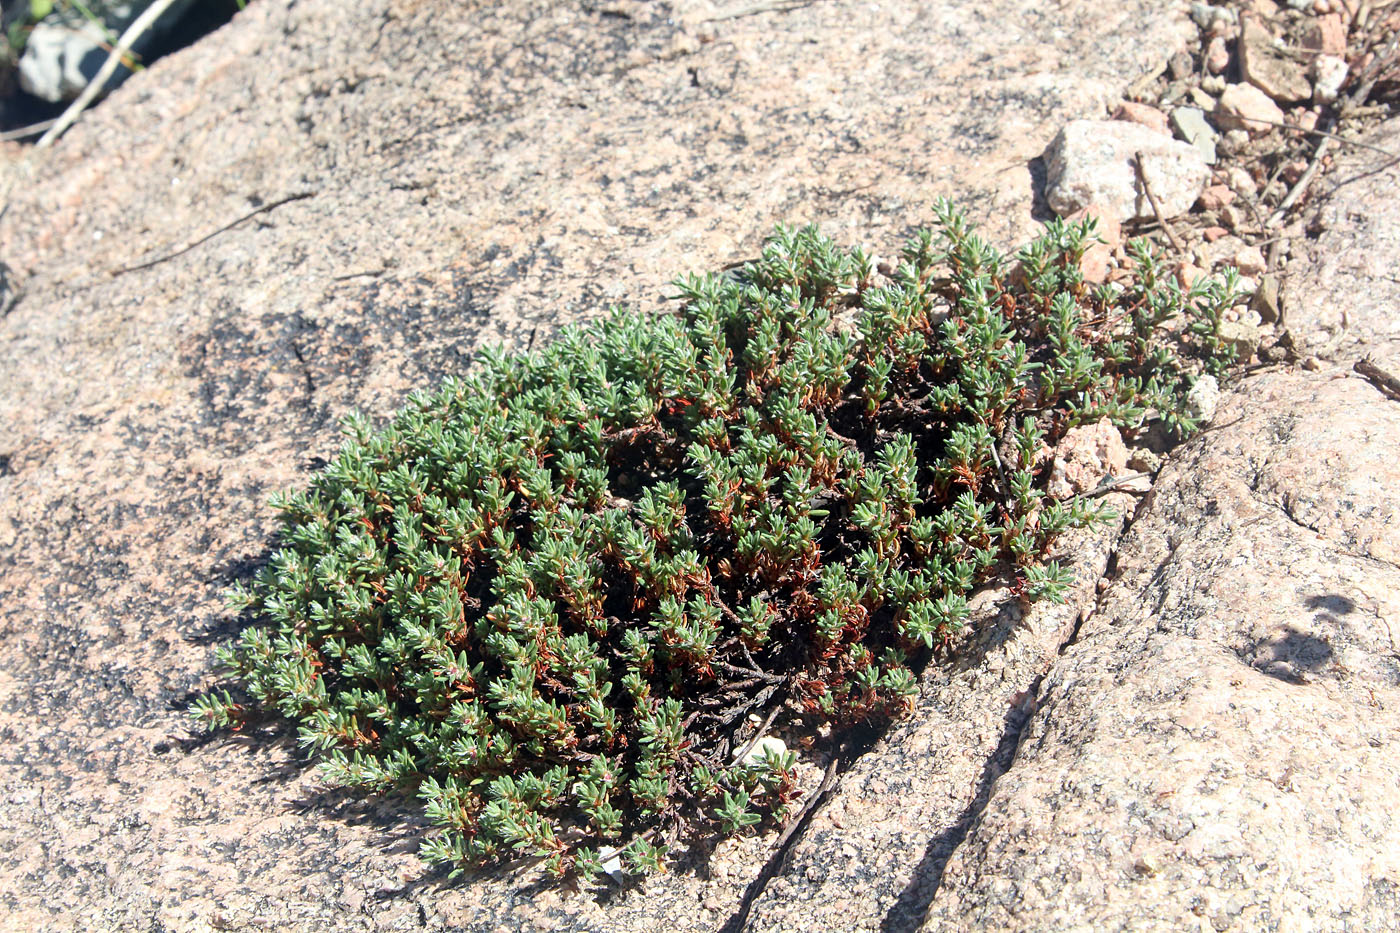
[876,675,1041,933]
[1027,156,1053,223]
[717,722,884,933]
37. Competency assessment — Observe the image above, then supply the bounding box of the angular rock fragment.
[1217,319,1262,360]
[1312,55,1349,105]
[1044,120,1211,221]
[1045,418,1130,499]
[1252,273,1282,323]
[1239,15,1312,103]
[1303,13,1348,56]
[1232,244,1267,276]
[1113,101,1171,135]
[1205,35,1231,75]
[1214,82,1286,134]
[1171,106,1219,163]
[1198,184,1234,210]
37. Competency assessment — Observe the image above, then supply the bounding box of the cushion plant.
[195,200,1239,881]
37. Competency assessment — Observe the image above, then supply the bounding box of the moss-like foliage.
[196,201,1238,880]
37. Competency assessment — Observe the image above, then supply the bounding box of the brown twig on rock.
[771,754,840,850]
[1133,152,1185,253]
[37,0,182,149]
[1270,137,1333,227]
[702,0,818,22]
[717,752,843,933]
[1354,358,1400,401]
[109,192,318,276]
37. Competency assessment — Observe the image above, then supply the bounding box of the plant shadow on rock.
[1026,156,1054,224]
[1238,624,1336,685]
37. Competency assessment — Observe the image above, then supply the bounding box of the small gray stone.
[16,0,198,102]
[1218,320,1262,361]
[16,23,115,102]
[1312,55,1349,105]
[1190,1,1237,28]
[1185,374,1221,423]
[1045,120,1212,222]
[1252,274,1282,323]
[1171,107,1219,164]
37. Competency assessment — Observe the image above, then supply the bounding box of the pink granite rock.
[1112,100,1171,135]
[1232,243,1267,275]
[1205,34,1231,74]
[1198,183,1236,210]
[0,0,1202,930]
[1064,204,1122,284]
[1304,12,1349,56]
[1045,417,1131,499]
[1282,116,1400,356]
[1240,14,1313,102]
[1215,81,1286,134]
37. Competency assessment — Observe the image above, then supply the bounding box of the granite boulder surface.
[1,0,1396,931]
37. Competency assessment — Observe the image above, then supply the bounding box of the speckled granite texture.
[1,0,1396,930]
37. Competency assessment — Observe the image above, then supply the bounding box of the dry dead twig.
[38,0,183,149]
[1133,151,1185,252]
[702,0,819,22]
[1355,358,1400,401]
[109,191,317,276]
[1270,136,1333,226]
